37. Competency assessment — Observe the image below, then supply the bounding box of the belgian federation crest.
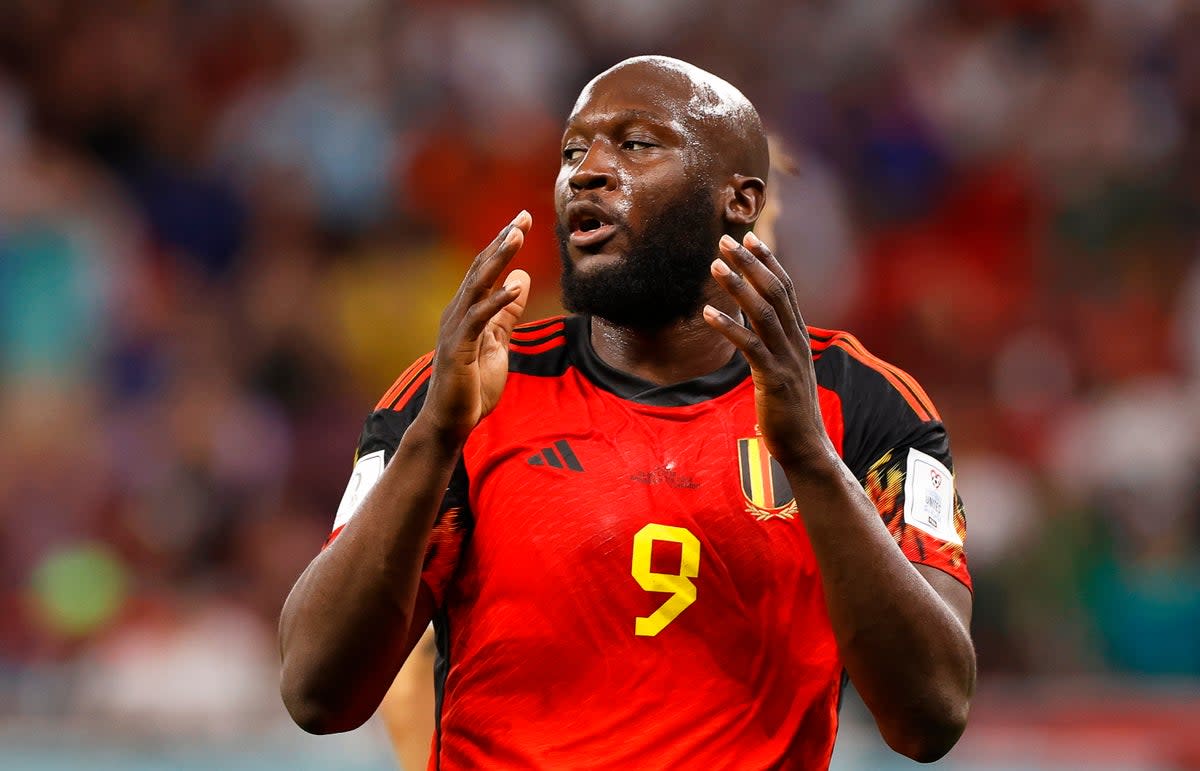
[737,436,798,521]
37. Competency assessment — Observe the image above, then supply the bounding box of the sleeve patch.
[332,449,386,531]
[903,448,961,546]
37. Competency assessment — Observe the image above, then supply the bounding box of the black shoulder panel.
[813,341,948,479]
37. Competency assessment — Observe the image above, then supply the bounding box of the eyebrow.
[563,109,683,137]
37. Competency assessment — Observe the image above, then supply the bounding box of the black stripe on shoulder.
[392,377,432,427]
[509,328,566,348]
[387,360,433,410]
[813,345,940,479]
[509,343,570,377]
[814,343,923,418]
[812,342,843,390]
[360,380,433,461]
[512,316,566,334]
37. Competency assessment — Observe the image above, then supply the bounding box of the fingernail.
[511,210,529,226]
[719,234,738,250]
[745,231,762,248]
[703,304,720,319]
[711,259,731,276]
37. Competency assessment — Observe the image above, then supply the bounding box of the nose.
[568,144,615,193]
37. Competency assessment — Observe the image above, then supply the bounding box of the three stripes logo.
[527,439,584,472]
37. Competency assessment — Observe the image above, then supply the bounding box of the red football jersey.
[328,315,969,770]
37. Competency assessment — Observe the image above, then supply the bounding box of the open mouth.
[567,204,617,248]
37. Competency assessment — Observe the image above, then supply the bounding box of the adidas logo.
[527,440,584,472]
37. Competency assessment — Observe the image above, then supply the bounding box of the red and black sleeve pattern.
[325,352,474,608]
[812,329,970,589]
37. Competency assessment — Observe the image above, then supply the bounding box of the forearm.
[703,231,973,760]
[785,449,975,762]
[279,414,461,733]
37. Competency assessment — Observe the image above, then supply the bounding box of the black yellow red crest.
[737,436,797,521]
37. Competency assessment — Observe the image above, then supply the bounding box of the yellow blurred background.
[1,1,1198,769]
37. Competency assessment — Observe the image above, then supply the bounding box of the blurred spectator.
[0,0,1198,756]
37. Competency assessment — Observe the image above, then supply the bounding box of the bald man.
[280,57,975,769]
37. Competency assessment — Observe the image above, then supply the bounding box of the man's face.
[554,74,723,329]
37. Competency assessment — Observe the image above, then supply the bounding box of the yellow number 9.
[631,523,701,637]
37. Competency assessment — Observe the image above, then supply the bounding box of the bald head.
[555,56,772,329]
[570,56,770,184]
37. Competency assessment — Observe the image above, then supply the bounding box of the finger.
[471,213,529,292]
[710,255,791,354]
[510,209,533,236]
[701,303,774,371]
[451,228,528,348]
[474,211,529,272]
[481,210,531,293]
[457,282,525,356]
[718,234,799,335]
[450,214,529,319]
[743,231,807,342]
[488,269,531,341]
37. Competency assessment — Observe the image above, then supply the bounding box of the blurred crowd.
[1,0,1199,739]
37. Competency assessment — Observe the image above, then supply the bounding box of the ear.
[722,174,766,229]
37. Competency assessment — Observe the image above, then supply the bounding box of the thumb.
[490,269,531,341]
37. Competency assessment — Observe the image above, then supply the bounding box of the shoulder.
[508,315,574,377]
[368,315,576,416]
[374,351,437,413]
[809,326,940,423]
[354,351,437,456]
[364,315,576,437]
[808,326,946,477]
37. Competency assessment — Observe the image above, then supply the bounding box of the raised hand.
[422,211,533,442]
[702,232,835,471]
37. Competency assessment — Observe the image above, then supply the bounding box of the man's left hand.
[703,232,836,473]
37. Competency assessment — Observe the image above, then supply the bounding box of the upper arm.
[859,443,971,591]
[325,365,475,609]
[819,334,971,591]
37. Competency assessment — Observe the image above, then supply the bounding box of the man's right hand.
[420,210,532,443]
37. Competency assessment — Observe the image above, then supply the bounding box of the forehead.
[565,75,692,135]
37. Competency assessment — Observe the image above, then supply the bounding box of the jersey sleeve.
[819,333,970,590]
[324,352,473,608]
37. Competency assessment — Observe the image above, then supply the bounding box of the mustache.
[561,197,630,231]
[554,220,628,250]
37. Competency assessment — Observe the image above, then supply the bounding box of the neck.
[588,293,741,386]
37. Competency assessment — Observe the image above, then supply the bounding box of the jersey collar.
[565,315,750,407]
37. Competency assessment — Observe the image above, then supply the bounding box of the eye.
[622,140,655,151]
[563,146,586,163]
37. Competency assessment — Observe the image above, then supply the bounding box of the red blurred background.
[0,1,1198,768]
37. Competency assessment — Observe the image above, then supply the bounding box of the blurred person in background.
[279,56,974,769]
[378,625,435,771]
[2,2,1198,769]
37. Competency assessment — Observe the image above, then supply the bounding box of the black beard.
[557,186,720,331]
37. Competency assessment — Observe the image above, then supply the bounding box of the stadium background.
[2,1,1199,769]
